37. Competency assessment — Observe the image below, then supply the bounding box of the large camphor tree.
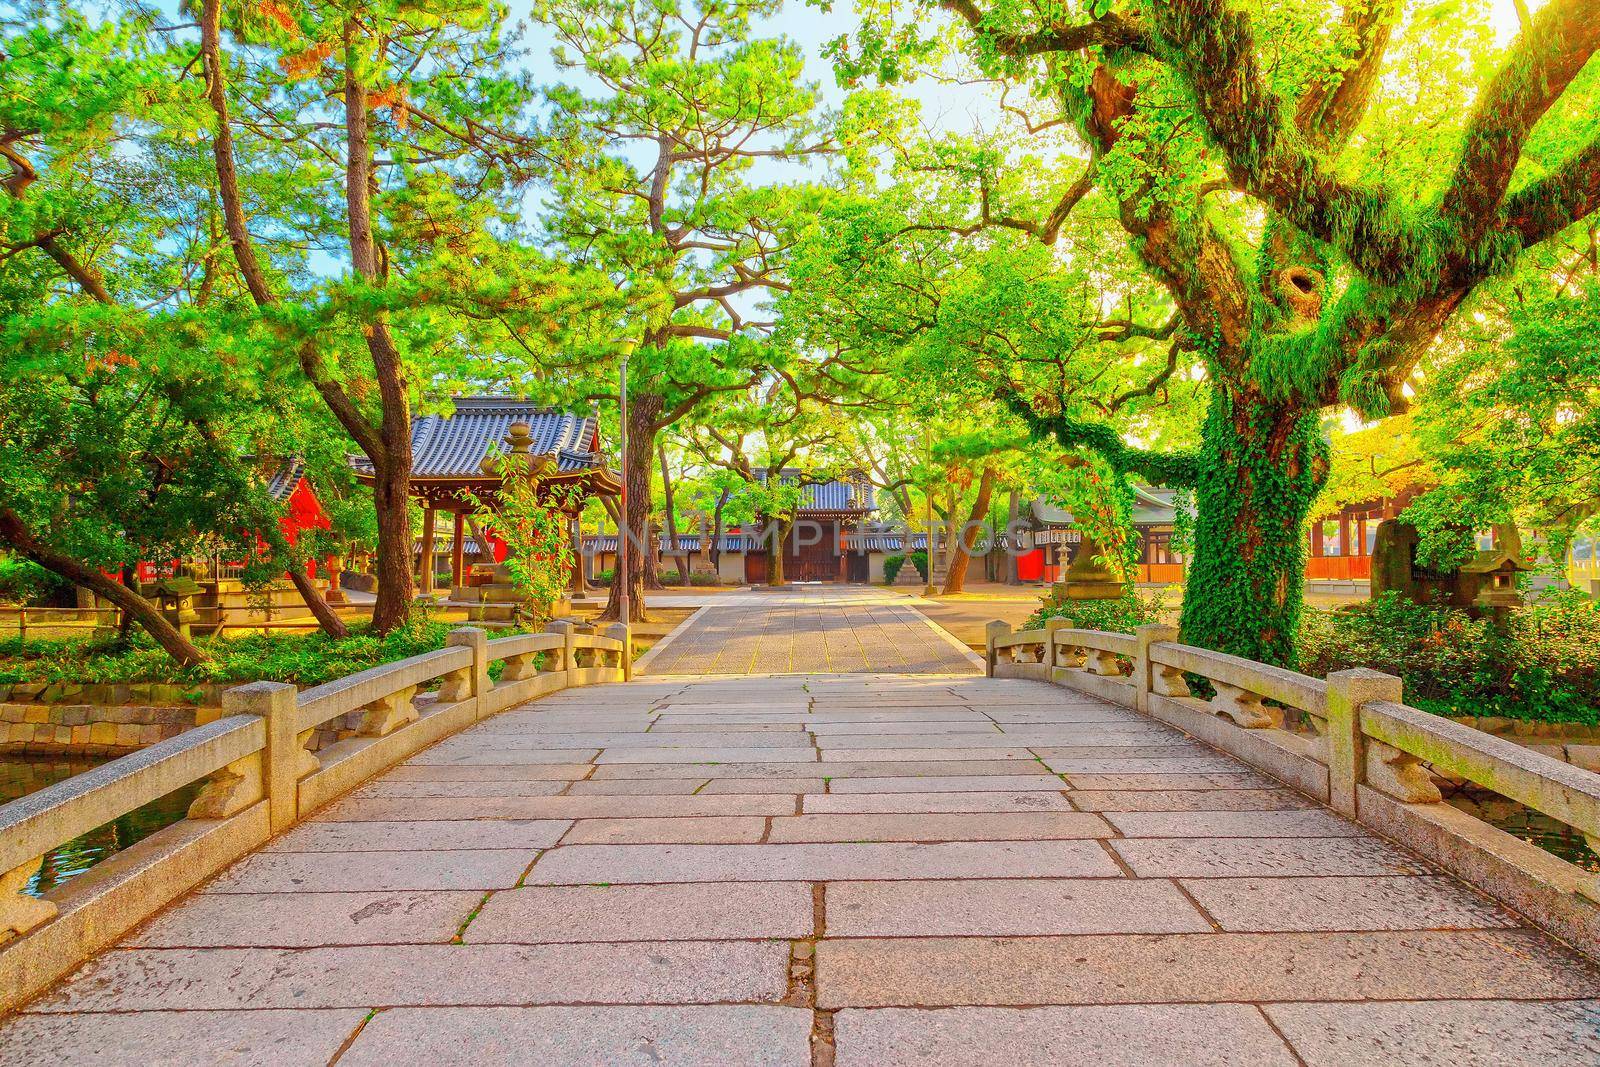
[838,0,1600,665]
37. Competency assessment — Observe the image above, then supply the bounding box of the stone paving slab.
[560,816,768,844]
[1102,810,1368,838]
[130,891,482,947]
[1108,837,1428,878]
[202,849,536,893]
[0,1008,367,1067]
[386,763,594,782]
[590,759,1050,780]
[700,777,830,794]
[815,930,1600,1007]
[1060,771,1290,790]
[525,841,1119,884]
[821,747,1042,763]
[1180,875,1521,933]
[831,1005,1298,1066]
[263,819,570,852]
[563,777,707,795]
[314,794,796,821]
[465,883,813,944]
[766,812,1111,843]
[803,791,1076,814]
[28,942,789,1012]
[1262,999,1600,1067]
[406,747,600,766]
[350,779,571,798]
[826,879,1211,937]
[1068,788,1315,811]
[339,1005,814,1067]
[827,774,1066,793]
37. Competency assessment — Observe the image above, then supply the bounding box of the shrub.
[1298,591,1600,724]
[0,617,498,690]
[909,550,929,581]
[882,553,905,584]
[0,559,72,606]
[688,571,719,587]
[595,568,614,584]
[1025,587,1168,633]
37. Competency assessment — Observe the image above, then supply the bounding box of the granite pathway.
[4,673,1600,1064]
[638,586,982,675]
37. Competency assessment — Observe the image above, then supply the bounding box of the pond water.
[0,756,202,897]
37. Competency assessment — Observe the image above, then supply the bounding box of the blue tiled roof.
[352,398,603,479]
[754,469,874,514]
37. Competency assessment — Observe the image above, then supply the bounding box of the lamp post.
[922,428,937,598]
[617,348,631,625]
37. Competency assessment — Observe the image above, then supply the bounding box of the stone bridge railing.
[988,619,1600,957]
[0,620,630,1012]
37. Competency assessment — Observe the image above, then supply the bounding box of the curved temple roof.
[350,397,620,503]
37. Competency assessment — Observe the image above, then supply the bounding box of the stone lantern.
[152,577,203,641]
[1460,548,1529,621]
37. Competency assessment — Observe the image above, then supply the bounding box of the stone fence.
[987,619,1600,957]
[0,620,630,1012]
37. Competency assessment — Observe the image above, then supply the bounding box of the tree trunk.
[766,518,792,587]
[203,0,403,633]
[658,442,691,584]
[603,395,660,622]
[287,564,349,639]
[1005,490,1022,585]
[369,452,415,632]
[1178,392,1328,667]
[343,49,415,634]
[710,487,729,572]
[0,509,206,666]
[943,462,997,595]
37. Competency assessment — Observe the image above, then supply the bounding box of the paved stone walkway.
[640,586,981,676]
[6,673,1600,1064]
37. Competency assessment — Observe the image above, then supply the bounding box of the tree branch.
[1441,0,1600,244]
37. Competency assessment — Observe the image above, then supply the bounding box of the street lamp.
[922,427,937,598]
[617,345,632,625]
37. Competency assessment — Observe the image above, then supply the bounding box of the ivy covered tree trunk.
[1179,394,1327,666]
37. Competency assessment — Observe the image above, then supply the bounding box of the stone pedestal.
[1050,533,1122,601]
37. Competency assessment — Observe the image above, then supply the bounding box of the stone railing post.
[1134,624,1182,714]
[984,621,1011,677]
[546,619,576,685]
[1324,669,1438,815]
[1042,617,1067,672]
[604,622,632,681]
[224,681,307,833]
[447,627,490,719]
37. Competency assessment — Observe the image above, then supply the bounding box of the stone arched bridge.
[2,588,1598,1064]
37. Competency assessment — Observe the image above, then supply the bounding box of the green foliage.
[0,559,70,605]
[1299,592,1600,725]
[1026,588,1168,634]
[0,618,479,689]
[474,459,576,624]
[882,550,927,584]
[882,553,906,584]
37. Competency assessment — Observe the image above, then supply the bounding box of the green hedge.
[883,550,929,585]
[0,618,501,690]
[1299,591,1600,725]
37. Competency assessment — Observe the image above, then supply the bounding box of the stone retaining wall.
[0,703,222,755]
